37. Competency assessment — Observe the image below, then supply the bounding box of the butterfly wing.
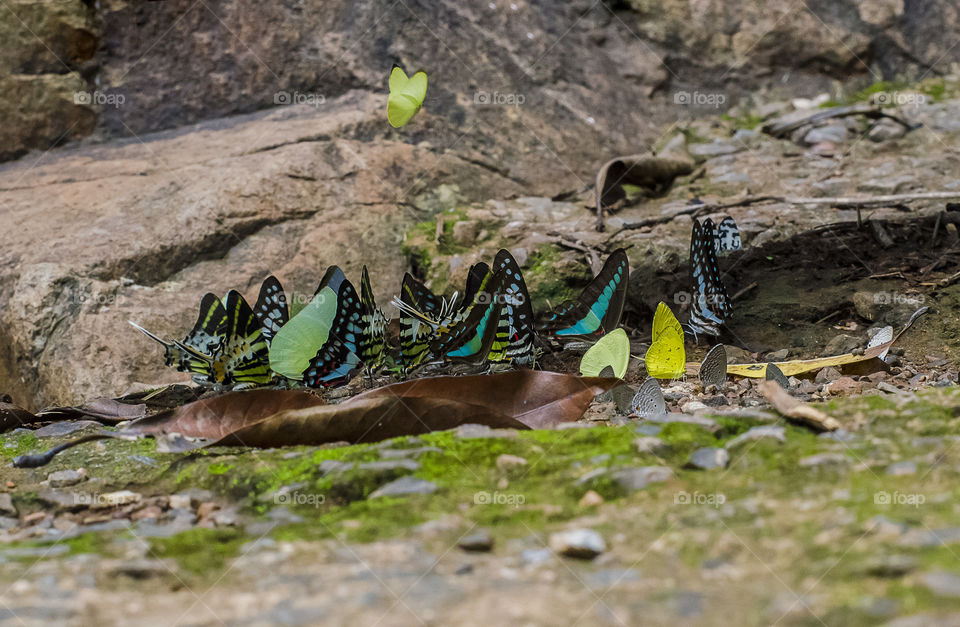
[631,377,667,417]
[698,343,727,388]
[388,66,427,128]
[358,266,387,371]
[541,249,629,340]
[579,328,630,378]
[431,268,503,365]
[215,290,272,386]
[253,276,289,344]
[395,273,444,371]
[174,293,228,379]
[487,250,536,366]
[645,302,686,379]
[715,216,742,254]
[687,219,731,338]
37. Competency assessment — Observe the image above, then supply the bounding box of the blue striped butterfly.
[429,265,504,365]
[130,293,227,383]
[540,248,629,340]
[487,250,537,367]
[253,275,289,344]
[269,266,366,388]
[686,218,732,339]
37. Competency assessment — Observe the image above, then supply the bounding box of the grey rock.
[635,436,669,455]
[47,469,85,488]
[636,423,662,436]
[0,493,16,517]
[687,447,729,470]
[824,333,860,355]
[803,123,849,144]
[453,424,518,439]
[643,413,720,434]
[725,425,786,449]
[689,139,743,158]
[798,453,849,468]
[858,174,916,194]
[881,612,960,627]
[586,568,642,588]
[610,466,672,491]
[922,571,960,598]
[818,429,856,442]
[458,528,493,552]
[369,476,438,499]
[380,446,443,459]
[32,421,102,437]
[900,527,960,548]
[865,554,917,578]
[356,460,420,473]
[173,489,214,508]
[452,220,478,246]
[886,461,917,476]
[0,516,18,530]
[549,529,606,559]
[521,548,553,566]
[318,459,355,475]
[766,348,790,362]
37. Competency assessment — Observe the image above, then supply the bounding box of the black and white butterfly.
[253,275,289,344]
[686,218,733,339]
[715,216,741,255]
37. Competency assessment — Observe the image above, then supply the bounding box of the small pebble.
[549,529,606,560]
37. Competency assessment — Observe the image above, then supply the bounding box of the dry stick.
[731,281,758,301]
[610,191,960,241]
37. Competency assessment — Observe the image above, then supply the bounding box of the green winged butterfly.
[387,65,427,128]
[269,266,373,388]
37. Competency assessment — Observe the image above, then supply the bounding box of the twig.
[731,281,757,301]
[814,310,842,325]
[762,103,919,138]
[759,381,840,432]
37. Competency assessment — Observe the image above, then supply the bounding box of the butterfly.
[393,273,447,372]
[765,362,790,389]
[686,218,732,339]
[429,266,504,365]
[579,328,630,378]
[698,343,727,388]
[358,266,387,373]
[715,216,742,254]
[631,377,667,417]
[387,65,427,128]
[253,275,289,344]
[486,250,537,367]
[644,302,686,380]
[269,266,367,388]
[207,290,273,387]
[130,292,228,383]
[540,248,629,340]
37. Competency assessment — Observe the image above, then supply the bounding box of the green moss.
[524,244,586,312]
[149,528,247,575]
[0,431,39,462]
[720,112,764,130]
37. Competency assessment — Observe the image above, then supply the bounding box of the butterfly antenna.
[128,321,172,348]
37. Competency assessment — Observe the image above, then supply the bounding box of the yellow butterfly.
[387,65,428,128]
[580,328,630,378]
[644,302,686,379]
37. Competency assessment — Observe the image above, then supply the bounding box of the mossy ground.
[4,386,960,622]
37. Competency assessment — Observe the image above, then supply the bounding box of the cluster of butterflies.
[131,249,630,390]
